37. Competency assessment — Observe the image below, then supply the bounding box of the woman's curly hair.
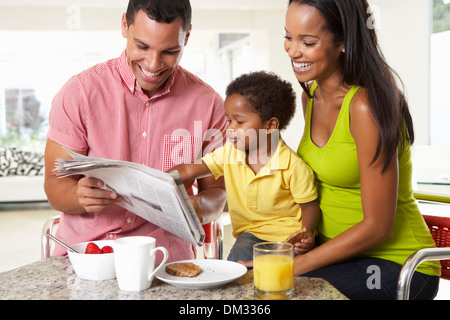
[225,71,297,131]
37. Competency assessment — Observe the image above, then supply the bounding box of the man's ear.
[121,13,128,38]
[184,25,192,46]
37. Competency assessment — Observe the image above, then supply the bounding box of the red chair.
[423,214,450,280]
[202,220,224,259]
[397,193,450,300]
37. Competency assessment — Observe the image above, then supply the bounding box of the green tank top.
[297,82,440,276]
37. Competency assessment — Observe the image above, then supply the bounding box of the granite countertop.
[0,256,347,300]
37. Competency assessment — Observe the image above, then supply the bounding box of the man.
[44,0,227,263]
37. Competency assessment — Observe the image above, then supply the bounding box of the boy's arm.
[167,160,212,183]
[293,200,320,254]
[299,200,320,233]
[168,161,222,225]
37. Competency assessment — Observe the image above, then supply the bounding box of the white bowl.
[68,240,116,280]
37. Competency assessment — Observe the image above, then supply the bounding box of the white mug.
[114,236,168,291]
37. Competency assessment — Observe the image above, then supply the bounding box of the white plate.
[155,259,248,289]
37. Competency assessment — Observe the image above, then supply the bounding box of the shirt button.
[127,217,132,224]
[249,184,254,188]
[142,131,147,138]
[145,102,150,107]
[109,234,114,239]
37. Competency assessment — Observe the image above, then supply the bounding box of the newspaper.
[54,149,205,246]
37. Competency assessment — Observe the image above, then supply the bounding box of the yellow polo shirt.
[202,139,317,241]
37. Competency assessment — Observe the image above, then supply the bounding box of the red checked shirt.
[48,50,226,263]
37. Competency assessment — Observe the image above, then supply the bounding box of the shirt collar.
[263,137,289,174]
[118,50,136,93]
[118,49,178,98]
[235,147,246,164]
[234,136,289,175]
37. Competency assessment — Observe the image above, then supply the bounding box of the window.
[430,0,450,147]
[2,88,43,146]
[413,0,450,187]
[216,33,251,97]
[0,30,123,152]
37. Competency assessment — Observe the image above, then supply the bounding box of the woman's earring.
[342,49,345,54]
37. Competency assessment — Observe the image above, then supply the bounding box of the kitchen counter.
[0,256,347,300]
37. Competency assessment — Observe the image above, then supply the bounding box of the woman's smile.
[292,60,313,73]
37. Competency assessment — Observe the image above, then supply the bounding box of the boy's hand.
[285,227,315,254]
[293,232,315,254]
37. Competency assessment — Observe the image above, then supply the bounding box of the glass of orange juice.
[253,242,294,300]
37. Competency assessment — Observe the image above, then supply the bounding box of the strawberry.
[85,242,102,254]
[101,246,114,254]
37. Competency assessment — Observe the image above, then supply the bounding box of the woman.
[284,0,440,299]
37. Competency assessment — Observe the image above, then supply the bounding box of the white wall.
[369,0,432,146]
[430,30,450,146]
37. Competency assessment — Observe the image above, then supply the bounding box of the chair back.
[202,220,224,259]
[41,215,60,259]
[423,215,450,280]
[397,193,450,299]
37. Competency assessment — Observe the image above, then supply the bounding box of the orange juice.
[254,254,294,292]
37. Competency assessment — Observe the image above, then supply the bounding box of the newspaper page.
[54,150,205,246]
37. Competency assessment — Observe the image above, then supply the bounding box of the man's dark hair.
[226,71,297,131]
[125,0,192,31]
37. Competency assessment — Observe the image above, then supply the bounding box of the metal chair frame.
[397,193,450,300]
[41,215,60,260]
[201,219,224,259]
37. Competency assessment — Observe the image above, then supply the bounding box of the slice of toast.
[284,227,309,245]
[165,262,203,277]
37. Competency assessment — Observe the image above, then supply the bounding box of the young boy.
[169,71,319,262]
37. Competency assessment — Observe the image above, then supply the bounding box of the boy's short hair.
[225,71,297,131]
[125,0,192,31]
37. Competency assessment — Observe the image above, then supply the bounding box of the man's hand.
[77,177,122,214]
